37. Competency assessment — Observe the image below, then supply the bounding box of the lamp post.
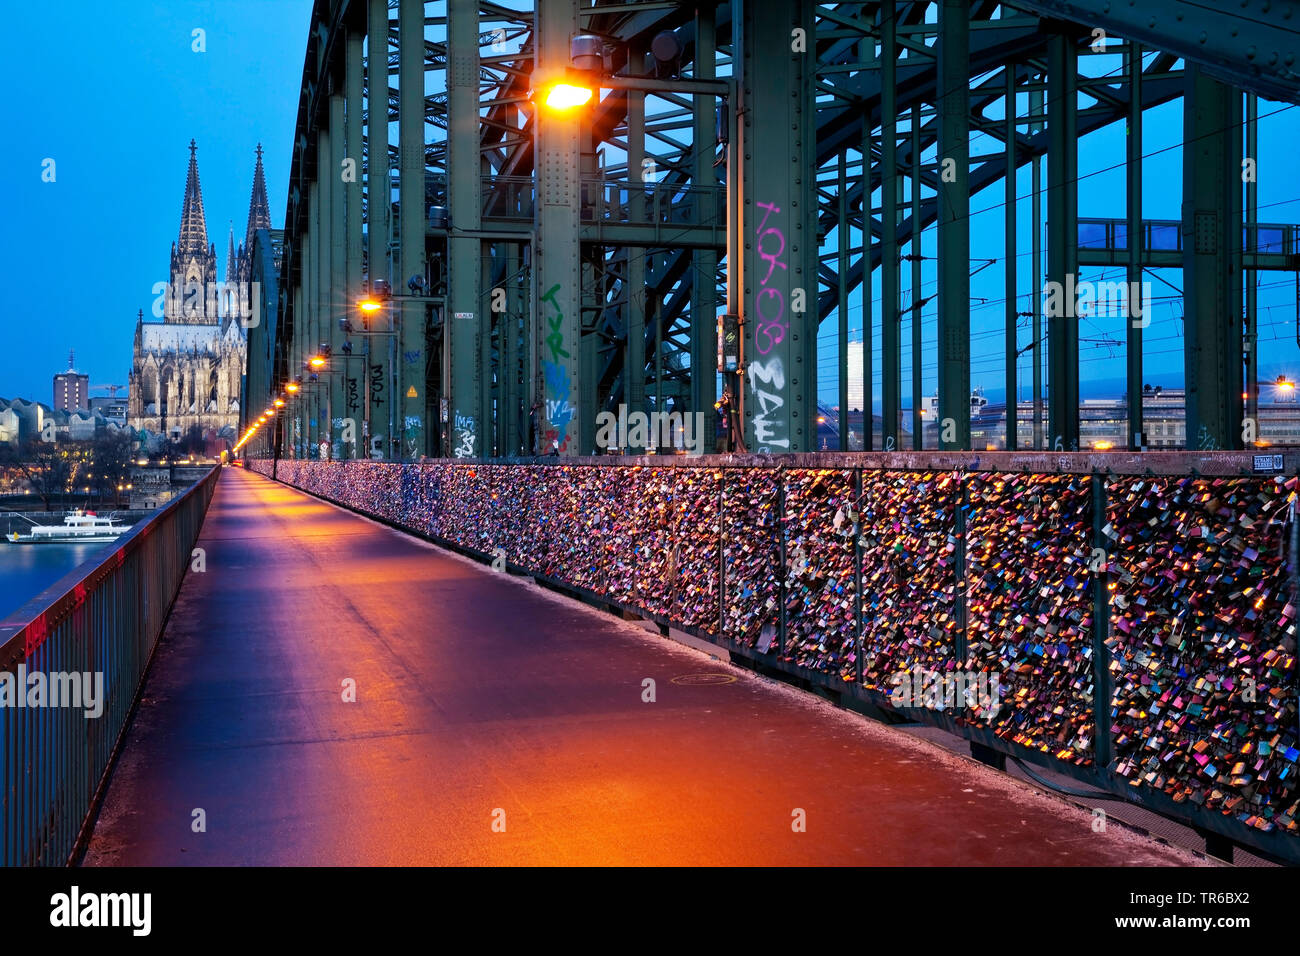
[533,35,741,453]
[354,279,444,461]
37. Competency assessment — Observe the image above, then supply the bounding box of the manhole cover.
[671,673,737,686]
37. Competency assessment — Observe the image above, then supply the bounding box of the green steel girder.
[1013,0,1300,104]
[264,1,1293,468]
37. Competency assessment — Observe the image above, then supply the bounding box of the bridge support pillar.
[345,27,365,457]
[448,0,483,459]
[1047,33,1079,451]
[308,178,321,455]
[880,7,900,451]
[328,86,347,458]
[366,0,392,459]
[1182,66,1243,451]
[398,0,427,460]
[738,0,817,453]
[1125,44,1144,451]
[533,0,583,455]
[937,0,970,450]
[692,7,719,438]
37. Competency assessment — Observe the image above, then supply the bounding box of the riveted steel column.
[938,0,970,451]
[625,46,647,451]
[1182,66,1243,451]
[1005,64,1018,451]
[1047,33,1079,451]
[308,178,321,453]
[1245,93,1258,440]
[739,0,816,453]
[860,29,873,451]
[293,284,305,456]
[534,0,582,455]
[398,0,426,460]
[345,27,365,455]
[1126,43,1144,450]
[692,7,719,433]
[318,115,334,457]
[1030,84,1043,450]
[909,110,922,449]
[880,6,900,451]
[448,0,482,459]
[838,150,849,451]
[366,0,391,457]
[329,87,347,458]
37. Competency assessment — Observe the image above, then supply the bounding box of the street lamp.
[543,82,594,111]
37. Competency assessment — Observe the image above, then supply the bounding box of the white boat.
[5,510,129,544]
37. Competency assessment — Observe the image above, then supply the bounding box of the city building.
[127,141,270,447]
[89,395,128,425]
[53,351,89,413]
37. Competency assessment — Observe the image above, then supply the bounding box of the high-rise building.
[53,350,89,412]
[127,141,270,445]
[845,340,865,412]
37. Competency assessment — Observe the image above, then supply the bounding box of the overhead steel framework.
[243,0,1300,461]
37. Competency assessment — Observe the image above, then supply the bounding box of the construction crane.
[91,384,127,398]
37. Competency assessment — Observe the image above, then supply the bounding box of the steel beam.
[308,178,321,455]
[1047,33,1079,450]
[860,31,873,452]
[448,0,483,459]
[1245,93,1258,441]
[739,0,817,453]
[1126,43,1144,450]
[366,0,391,458]
[398,0,426,460]
[533,0,582,455]
[881,6,900,451]
[938,0,974,452]
[328,88,347,457]
[345,28,365,455]
[1004,63,1017,451]
[692,5,719,437]
[1182,66,1244,451]
[625,53,647,450]
[1011,0,1300,105]
[909,110,922,450]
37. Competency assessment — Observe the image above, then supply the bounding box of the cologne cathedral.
[128,141,271,445]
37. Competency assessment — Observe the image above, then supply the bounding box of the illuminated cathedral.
[128,141,271,445]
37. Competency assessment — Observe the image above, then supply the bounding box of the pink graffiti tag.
[753,201,788,357]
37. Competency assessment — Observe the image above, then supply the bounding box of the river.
[0,541,111,621]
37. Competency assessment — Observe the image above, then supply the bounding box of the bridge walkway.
[83,467,1197,866]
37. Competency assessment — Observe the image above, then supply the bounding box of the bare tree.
[0,439,75,511]
[90,431,136,504]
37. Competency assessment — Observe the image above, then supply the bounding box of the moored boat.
[5,510,129,544]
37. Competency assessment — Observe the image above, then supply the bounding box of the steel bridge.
[239,0,1299,462]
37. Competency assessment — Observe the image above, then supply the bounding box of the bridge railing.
[248,454,1300,863]
[0,465,220,866]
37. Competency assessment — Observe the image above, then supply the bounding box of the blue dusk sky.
[0,0,313,405]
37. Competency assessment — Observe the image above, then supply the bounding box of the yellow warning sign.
[406,386,417,398]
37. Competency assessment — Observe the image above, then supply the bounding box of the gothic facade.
[128,141,271,445]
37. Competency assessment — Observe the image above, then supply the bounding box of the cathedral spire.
[244,143,272,252]
[178,139,210,258]
[226,223,238,283]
